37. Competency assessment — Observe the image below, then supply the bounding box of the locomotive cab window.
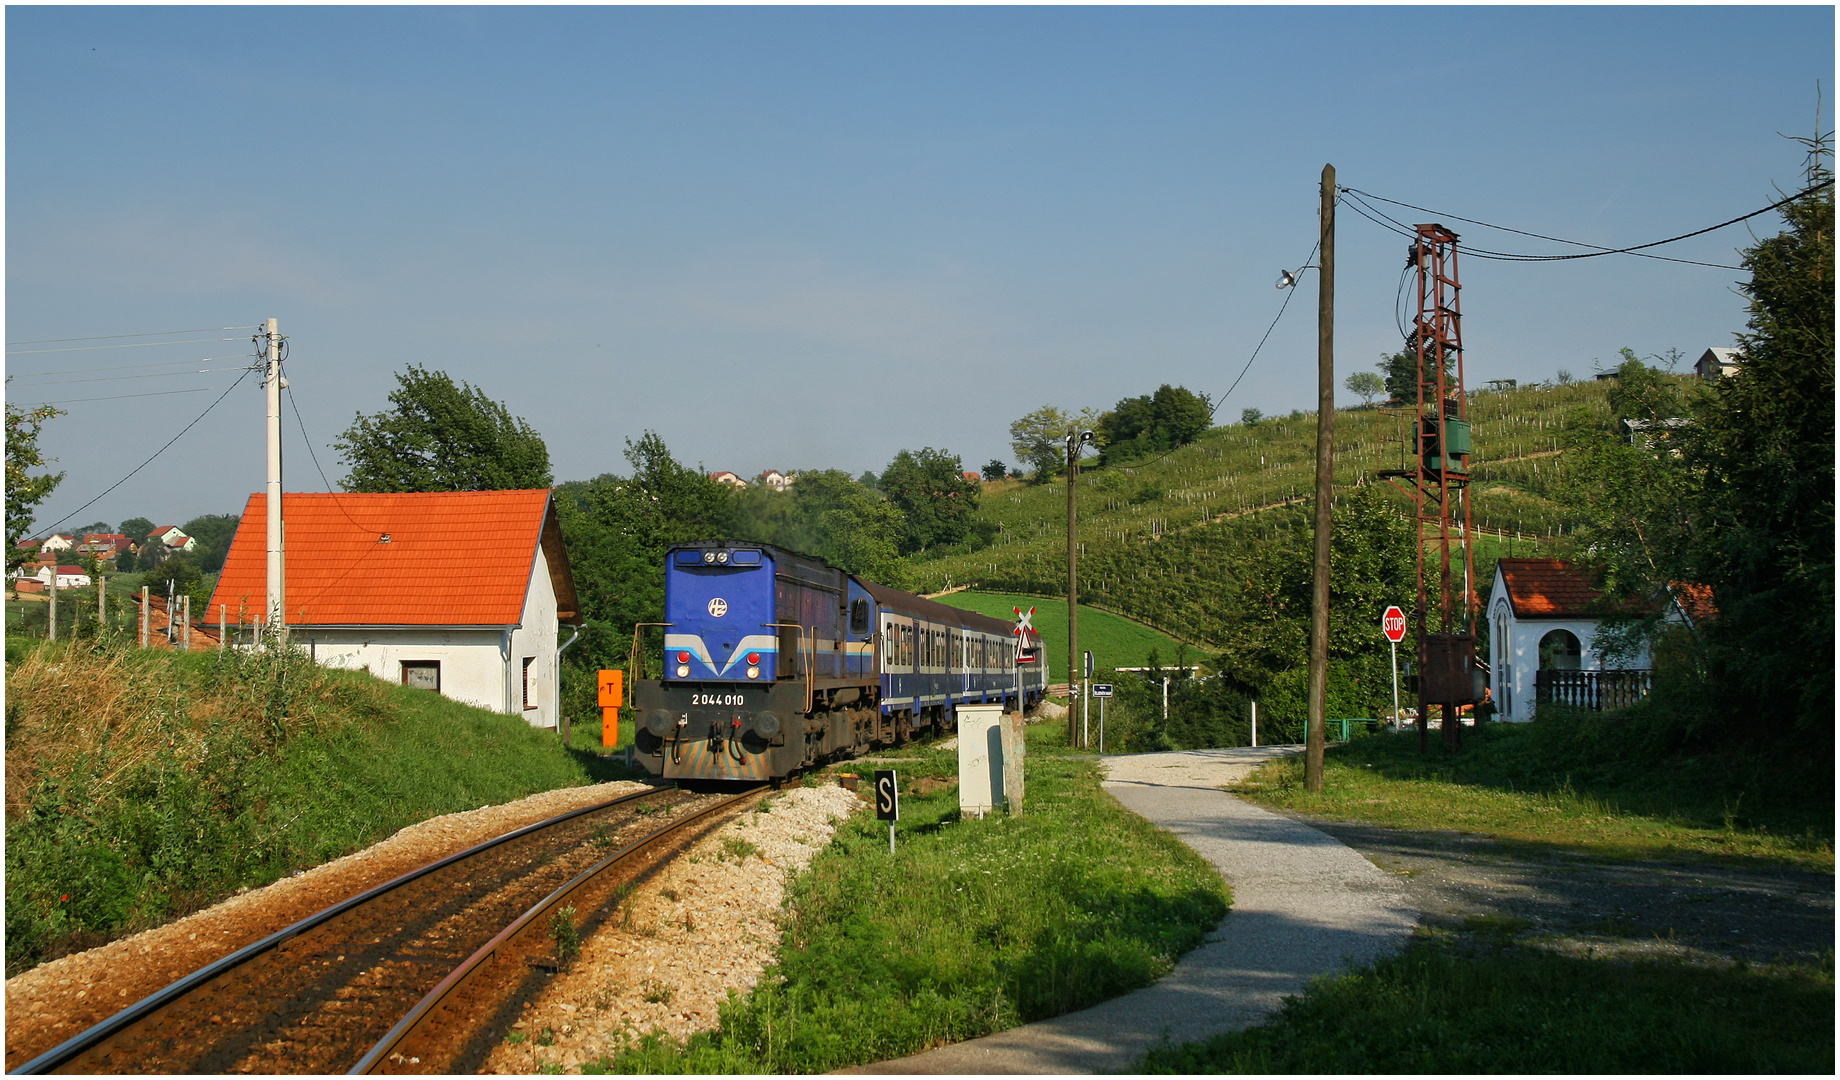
[851,598,870,635]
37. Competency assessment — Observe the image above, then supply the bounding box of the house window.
[522,656,537,710]
[402,661,440,692]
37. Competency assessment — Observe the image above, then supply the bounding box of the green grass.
[1231,723,1833,871]
[1142,926,1833,1074]
[931,590,1194,678]
[5,636,632,974]
[583,748,1229,1073]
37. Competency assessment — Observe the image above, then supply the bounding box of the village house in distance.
[208,489,582,728]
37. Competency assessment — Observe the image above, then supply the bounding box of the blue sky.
[7,6,1832,532]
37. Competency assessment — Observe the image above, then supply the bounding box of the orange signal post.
[597,669,624,749]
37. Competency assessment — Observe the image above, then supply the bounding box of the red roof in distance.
[207,490,580,627]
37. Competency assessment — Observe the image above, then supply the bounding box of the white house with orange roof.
[207,489,583,729]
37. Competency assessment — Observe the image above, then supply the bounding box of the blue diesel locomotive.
[631,540,1047,781]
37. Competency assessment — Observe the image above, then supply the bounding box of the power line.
[7,353,256,379]
[10,386,229,407]
[1339,179,1834,267]
[1342,189,1743,269]
[1102,234,1323,474]
[7,336,248,356]
[33,368,254,538]
[285,377,382,534]
[6,325,258,346]
[10,365,253,389]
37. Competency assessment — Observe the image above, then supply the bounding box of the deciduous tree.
[6,388,65,559]
[336,366,552,492]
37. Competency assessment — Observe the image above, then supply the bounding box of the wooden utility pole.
[140,584,150,647]
[1066,431,1079,747]
[98,573,107,631]
[1305,163,1336,793]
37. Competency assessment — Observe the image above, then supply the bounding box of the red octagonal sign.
[1381,605,1408,644]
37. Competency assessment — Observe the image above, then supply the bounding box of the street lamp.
[1065,429,1095,746]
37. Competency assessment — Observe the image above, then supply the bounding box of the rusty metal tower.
[1380,224,1478,750]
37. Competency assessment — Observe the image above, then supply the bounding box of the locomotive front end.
[633,543,805,780]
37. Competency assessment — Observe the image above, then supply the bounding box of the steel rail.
[9,787,668,1076]
[351,786,765,1074]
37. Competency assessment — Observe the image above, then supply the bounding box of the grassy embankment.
[1140,718,1833,1073]
[931,591,1193,680]
[583,722,1229,1074]
[913,379,1622,645]
[4,636,629,976]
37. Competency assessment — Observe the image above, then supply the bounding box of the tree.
[1240,408,1263,426]
[336,365,552,492]
[1376,347,1453,404]
[1009,405,1098,481]
[181,514,241,573]
[878,447,983,554]
[1344,371,1385,407]
[114,547,138,573]
[1682,151,1834,742]
[6,388,65,559]
[119,517,156,544]
[982,459,1007,482]
[1096,385,1213,464]
[554,432,737,720]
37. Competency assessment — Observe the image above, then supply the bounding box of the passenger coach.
[631,541,1045,781]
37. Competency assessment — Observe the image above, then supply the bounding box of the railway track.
[12,784,765,1075]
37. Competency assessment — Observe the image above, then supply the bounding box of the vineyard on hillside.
[911,378,1641,651]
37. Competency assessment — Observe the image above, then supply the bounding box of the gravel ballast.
[484,783,863,1075]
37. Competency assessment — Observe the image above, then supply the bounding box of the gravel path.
[858,747,1417,1074]
[1289,814,1834,968]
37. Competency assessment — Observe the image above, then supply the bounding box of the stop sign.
[1381,605,1408,643]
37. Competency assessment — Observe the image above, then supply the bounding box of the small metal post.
[1251,700,1258,748]
[889,823,896,857]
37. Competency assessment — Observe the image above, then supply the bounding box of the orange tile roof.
[207,490,580,627]
[1495,558,1606,618]
[1496,558,1663,619]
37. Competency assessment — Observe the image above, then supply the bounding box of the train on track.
[632,540,1047,782]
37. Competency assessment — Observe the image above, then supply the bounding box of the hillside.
[930,590,1194,680]
[911,378,1630,648]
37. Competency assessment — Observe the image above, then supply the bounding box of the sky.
[7,5,1833,534]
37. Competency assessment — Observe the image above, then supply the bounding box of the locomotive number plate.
[691,692,747,706]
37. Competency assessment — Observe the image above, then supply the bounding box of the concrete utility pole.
[140,585,150,647]
[47,566,58,641]
[1305,163,1336,793]
[263,317,286,641]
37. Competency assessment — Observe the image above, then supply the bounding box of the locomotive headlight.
[703,551,716,563]
[746,666,760,679]
[754,711,781,738]
[675,664,690,678]
[716,550,729,564]
[646,709,673,736]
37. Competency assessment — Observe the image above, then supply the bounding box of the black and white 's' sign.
[874,769,899,821]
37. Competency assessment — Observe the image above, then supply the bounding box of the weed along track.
[13,785,764,1075]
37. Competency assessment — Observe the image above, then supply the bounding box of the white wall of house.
[294,546,566,729]
[1488,574,1655,723]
